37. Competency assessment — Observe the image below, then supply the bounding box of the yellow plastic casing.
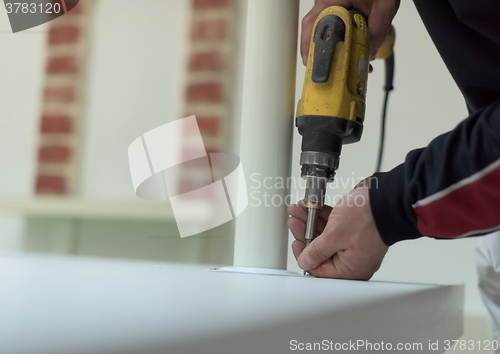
[296,6,370,132]
[375,26,395,60]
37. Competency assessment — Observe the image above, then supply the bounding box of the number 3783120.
[5,2,62,14]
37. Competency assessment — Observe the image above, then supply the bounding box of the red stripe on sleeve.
[413,165,500,238]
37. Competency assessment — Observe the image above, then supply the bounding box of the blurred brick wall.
[182,0,234,191]
[35,0,235,196]
[35,0,93,195]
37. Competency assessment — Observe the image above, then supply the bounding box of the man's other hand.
[287,179,389,280]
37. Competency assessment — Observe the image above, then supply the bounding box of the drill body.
[296,6,370,246]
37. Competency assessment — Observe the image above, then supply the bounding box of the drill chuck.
[304,177,327,208]
[300,151,337,209]
[300,151,339,181]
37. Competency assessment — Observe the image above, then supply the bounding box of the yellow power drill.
[296,6,395,249]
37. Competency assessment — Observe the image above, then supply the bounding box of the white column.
[233,0,299,269]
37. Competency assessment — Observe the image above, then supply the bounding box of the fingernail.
[299,254,314,270]
[302,55,308,66]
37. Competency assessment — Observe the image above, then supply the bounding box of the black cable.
[375,53,395,173]
[375,90,390,173]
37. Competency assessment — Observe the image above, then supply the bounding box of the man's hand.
[301,0,400,65]
[287,180,388,280]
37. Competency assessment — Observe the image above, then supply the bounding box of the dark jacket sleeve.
[369,0,500,245]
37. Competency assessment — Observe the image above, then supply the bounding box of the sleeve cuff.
[369,164,423,245]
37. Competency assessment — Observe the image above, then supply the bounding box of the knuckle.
[301,15,312,27]
[286,217,295,228]
[374,0,399,14]
[373,0,390,7]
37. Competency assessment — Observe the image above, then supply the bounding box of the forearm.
[371,100,500,245]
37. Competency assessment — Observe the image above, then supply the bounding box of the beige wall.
[0,10,46,196]
[0,9,47,251]
[82,0,190,200]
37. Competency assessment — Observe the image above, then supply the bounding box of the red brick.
[49,25,80,44]
[36,175,67,194]
[187,82,223,102]
[47,56,78,74]
[193,0,229,9]
[191,19,227,40]
[189,51,225,71]
[196,116,220,136]
[39,146,71,163]
[182,114,220,135]
[44,86,76,102]
[41,114,72,133]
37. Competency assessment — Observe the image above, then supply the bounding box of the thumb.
[367,0,400,59]
[298,223,341,271]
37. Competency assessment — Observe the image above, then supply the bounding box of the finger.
[297,221,343,271]
[367,0,400,59]
[288,201,331,223]
[318,204,333,222]
[292,200,332,224]
[288,203,330,235]
[300,6,320,65]
[311,248,380,280]
[316,217,327,235]
[354,177,370,189]
[300,0,354,65]
[287,215,327,242]
[287,216,306,242]
[307,251,355,279]
[299,199,332,221]
[287,203,307,222]
[291,239,305,260]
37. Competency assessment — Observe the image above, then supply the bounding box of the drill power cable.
[375,53,395,173]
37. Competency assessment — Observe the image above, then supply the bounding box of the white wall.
[82,0,190,200]
[0,10,47,251]
[288,0,487,317]
[0,9,46,196]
